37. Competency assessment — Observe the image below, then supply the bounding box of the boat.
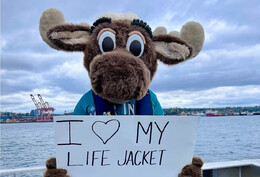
[206,110,222,117]
[239,111,248,116]
[253,112,260,115]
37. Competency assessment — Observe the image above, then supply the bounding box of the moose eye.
[98,31,116,53]
[126,33,145,57]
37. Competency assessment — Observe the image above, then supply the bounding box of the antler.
[153,21,205,58]
[180,21,204,58]
[39,8,66,49]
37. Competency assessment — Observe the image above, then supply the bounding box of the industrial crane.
[30,94,55,122]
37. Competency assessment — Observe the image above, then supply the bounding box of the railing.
[0,166,45,177]
[0,159,259,177]
[203,159,260,177]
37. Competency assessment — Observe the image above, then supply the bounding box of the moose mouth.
[89,50,150,104]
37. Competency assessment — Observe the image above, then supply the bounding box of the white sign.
[54,116,200,177]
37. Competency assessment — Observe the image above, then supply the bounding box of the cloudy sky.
[1,0,260,113]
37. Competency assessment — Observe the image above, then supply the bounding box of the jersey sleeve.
[149,90,164,115]
[73,90,94,115]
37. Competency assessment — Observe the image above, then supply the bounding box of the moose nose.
[89,50,151,103]
[111,48,134,58]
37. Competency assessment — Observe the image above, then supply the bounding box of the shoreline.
[1,114,260,124]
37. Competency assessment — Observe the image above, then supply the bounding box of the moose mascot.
[39,8,205,177]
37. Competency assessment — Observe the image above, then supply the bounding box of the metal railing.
[0,166,45,177]
[0,159,259,177]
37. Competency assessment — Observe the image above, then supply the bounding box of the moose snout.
[89,50,150,103]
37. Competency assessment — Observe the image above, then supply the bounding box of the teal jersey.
[73,89,164,115]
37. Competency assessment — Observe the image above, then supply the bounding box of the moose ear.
[153,21,205,65]
[39,8,92,52]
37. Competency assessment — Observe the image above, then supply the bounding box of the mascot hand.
[178,157,203,177]
[43,157,69,177]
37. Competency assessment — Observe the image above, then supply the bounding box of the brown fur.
[192,156,204,168]
[44,158,70,177]
[41,10,204,177]
[157,52,185,65]
[82,20,157,102]
[47,24,91,51]
[155,42,190,59]
[45,19,197,103]
[44,169,69,177]
[153,35,191,47]
[84,21,157,78]
[153,35,193,65]
[90,49,150,102]
[44,157,203,177]
[46,157,56,169]
[178,157,204,177]
[46,19,196,102]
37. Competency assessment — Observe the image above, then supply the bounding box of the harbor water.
[1,116,260,176]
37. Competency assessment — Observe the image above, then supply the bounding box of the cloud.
[1,87,82,113]
[1,58,90,95]
[2,85,259,113]
[150,44,260,92]
[1,0,260,113]
[156,85,260,108]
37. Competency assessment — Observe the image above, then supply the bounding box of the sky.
[1,0,260,113]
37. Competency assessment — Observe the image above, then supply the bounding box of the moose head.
[39,8,204,104]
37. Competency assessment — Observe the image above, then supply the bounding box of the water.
[194,116,260,162]
[1,116,260,176]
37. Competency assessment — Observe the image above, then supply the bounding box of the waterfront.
[1,116,260,176]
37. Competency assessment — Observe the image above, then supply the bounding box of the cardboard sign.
[54,116,200,177]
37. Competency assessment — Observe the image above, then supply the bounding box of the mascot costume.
[39,8,205,177]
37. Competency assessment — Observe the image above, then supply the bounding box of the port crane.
[30,94,55,122]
